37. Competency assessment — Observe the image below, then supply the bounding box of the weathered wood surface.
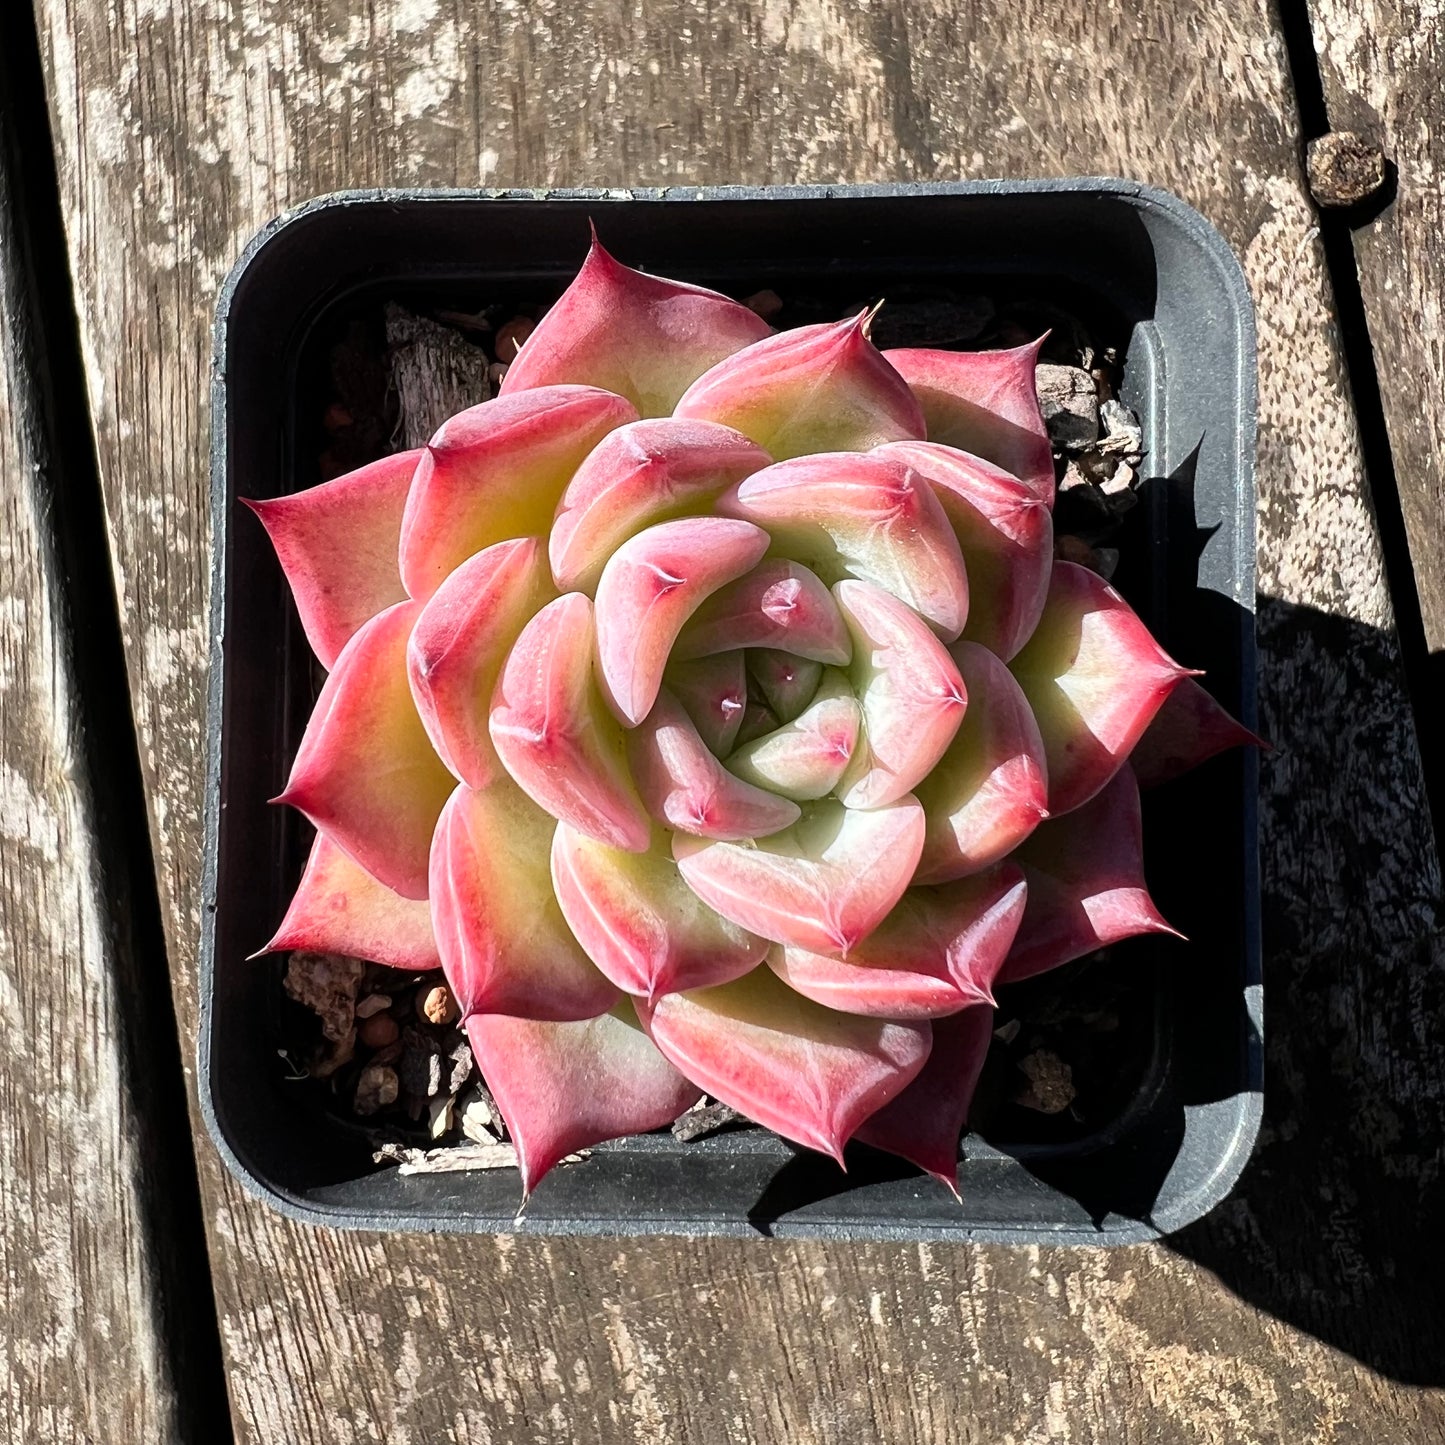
[0,20,223,1443]
[30,0,1445,1439]
[1307,0,1445,651]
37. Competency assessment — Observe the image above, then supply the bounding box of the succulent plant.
[249,235,1258,1198]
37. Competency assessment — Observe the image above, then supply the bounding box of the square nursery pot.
[202,181,1261,1243]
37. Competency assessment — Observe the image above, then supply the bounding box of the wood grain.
[0,30,195,1443]
[1306,0,1445,650]
[30,0,1445,1439]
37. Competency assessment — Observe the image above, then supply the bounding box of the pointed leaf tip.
[245,449,418,669]
[1130,676,1265,787]
[639,968,931,1160]
[1003,764,1180,983]
[1010,562,1191,816]
[885,340,1054,505]
[466,1003,700,1196]
[769,864,1026,1019]
[498,244,771,416]
[279,601,454,900]
[854,1004,996,1193]
[675,315,925,460]
[263,832,442,972]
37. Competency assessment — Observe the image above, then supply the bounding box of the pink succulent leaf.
[747,648,823,724]
[637,967,931,1162]
[1002,764,1181,984]
[913,641,1051,884]
[549,418,771,593]
[551,822,768,999]
[717,452,969,639]
[489,593,651,853]
[276,601,454,900]
[465,1002,701,1197]
[734,699,782,747]
[497,235,772,417]
[664,652,748,756]
[853,1003,995,1196]
[673,559,851,666]
[875,440,1052,661]
[627,689,801,840]
[399,385,637,600]
[768,863,1025,1019]
[1130,677,1265,788]
[594,516,771,725]
[884,340,1054,505]
[1008,562,1194,816]
[407,537,556,789]
[674,314,926,460]
[834,579,968,809]
[725,668,860,801]
[430,779,620,1021]
[259,831,441,972]
[243,449,418,670]
[673,796,925,956]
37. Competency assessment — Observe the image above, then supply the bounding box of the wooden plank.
[0,18,224,1443]
[1305,0,1445,650]
[31,0,1445,1438]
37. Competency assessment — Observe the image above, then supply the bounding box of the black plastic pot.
[201,181,1260,1242]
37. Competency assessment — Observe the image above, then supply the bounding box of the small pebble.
[429,1094,456,1140]
[1014,1050,1076,1114]
[359,1013,400,1049]
[354,1064,400,1116]
[420,984,459,1026]
[1306,131,1387,208]
[322,403,354,432]
[488,361,508,386]
[355,992,392,1019]
[1098,398,1143,454]
[370,1038,404,1067]
[1035,364,1100,449]
[494,316,534,360]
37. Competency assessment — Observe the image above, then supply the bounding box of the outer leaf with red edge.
[430,779,619,1021]
[549,418,771,593]
[673,796,925,956]
[768,863,1025,1019]
[407,537,555,788]
[675,314,926,460]
[399,386,636,600]
[834,579,968,809]
[674,559,851,666]
[465,1003,701,1197]
[593,516,770,726]
[497,235,772,417]
[1002,764,1180,984]
[885,340,1054,504]
[876,440,1052,661]
[913,641,1050,884]
[627,689,800,841]
[1009,561,1193,816]
[244,449,418,669]
[638,967,931,1162]
[718,451,969,640]
[489,593,651,853]
[276,601,454,900]
[1130,677,1264,788]
[853,1004,996,1196]
[551,823,768,999]
[260,832,441,972]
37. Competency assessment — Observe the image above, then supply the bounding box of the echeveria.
[249,236,1254,1197]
